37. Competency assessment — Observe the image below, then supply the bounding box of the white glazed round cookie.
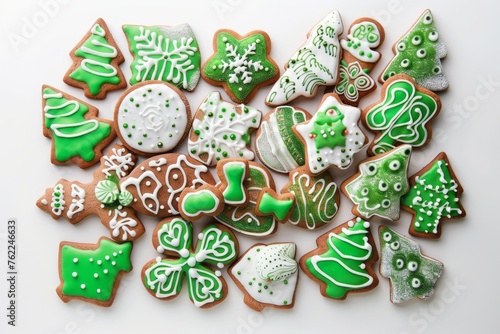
[114,80,191,156]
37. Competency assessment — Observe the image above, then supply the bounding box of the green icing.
[379,226,443,303]
[123,24,201,90]
[143,219,238,307]
[310,106,346,149]
[287,169,338,229]
[365,77,439,155]
[182,190,219,217]
[69,23,122,96]
[257,192,294,221]
[203,31,278,101]
[401,158,464,235]
[215,164,275,235]
[381,10,448,90]
[60,239,132,301]
[222,162,246,204]
[277,106,306,166]
[304,218,375,299]
[43,87,112,163]
[335,61,374,104]
[345,145,411,220]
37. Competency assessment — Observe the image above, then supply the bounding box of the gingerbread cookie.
[202,29,279,103]
[216,158,250,206]
[401,152,466,238]
[331,17,385,106]
[37,144,145,242]
[42,85,116,169]
[178,184,225,221]
[57,237,132,307]
[379,9,448,91]
[266,10,343,106]
[187,92,261,166]
[255,106,312,173]
[294,93,367,174]
[114,80,191,156]
[300,218,378,299]
[215,161,277,236]
[63,18,126,99]
[363,74,441,156]
[230,243,298,311]
[379,226,444,304]
[143,217,239,308]
[283,166,339,230]
[341,145,412,221]
[123,23,201,91]
[119,153,215,218]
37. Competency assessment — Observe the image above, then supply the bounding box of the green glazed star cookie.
[202,29,279,103]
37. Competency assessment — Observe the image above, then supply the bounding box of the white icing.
[295,95,365,173]
[340,20,382,63]
[108,209,138,241]
[51,183,65,216]
[67,184,85,219]
[116,83,188,154]
[266,10,343,105]
[187,92,261,166]
[102,147,135,178]
[231,243,298,307]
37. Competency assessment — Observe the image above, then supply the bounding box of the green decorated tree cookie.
[363,74,441,156]
[401,152,466,238]
[143,217,238,308]
[379,9,449,91]
[300,218,378,299]
[64,18,126,99]
[379,226,444,304]
[342,145,412,221]
[42,85,115,168]
[57,237,132,307]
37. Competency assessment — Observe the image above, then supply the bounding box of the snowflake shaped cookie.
[202,29,279,103]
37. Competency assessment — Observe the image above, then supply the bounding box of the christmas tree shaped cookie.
[64,18,126,99]
[363,74,441,156]
[57,237,132,307]
[255,106,312,173]
[266,10,343,106]
[401,152,466,238]
[379,226,444,303]
[202,29,280,103]
[187,92,262,166]
[123,23,201,91]
[42,85,116,169]
[294,93,367,174]
[37,144,145,242]
[142,217,239,308]
[300,218,378,299]
[230,243,298,311]
[341,145,412,221]
[332,17,385,106]
[379,9,449,91]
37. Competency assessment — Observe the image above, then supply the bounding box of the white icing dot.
[187,258,196,267]
[256,39,261,43]
[173,174,179,180]
[80,284,86,289]
[223,37,228,42]
[73,258,79,263]
[247,218,253,223]
[94,273,99,278]
[146,181,151,186]
[359,264,366,269]
[160,205,165,210]
[105,255,110,261]
[113,252,118,257]
[215,271,222,277]
[72,272,78,278]
[103,269,109,274]
[157,167,161,172]
[89,258,94,263]
[238,87,243,91]
[119,250,122,254]
[112,261,116,266]
[363,221,370,228]
[179,249,190,258]
[348,220,354,228]
[217,263,224,269]
[97,289,101,294]
[97,260,102,265]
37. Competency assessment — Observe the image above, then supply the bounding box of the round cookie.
[114,80,191,156]
[255,106,312,173]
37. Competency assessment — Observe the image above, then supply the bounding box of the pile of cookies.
[36,9,466,310]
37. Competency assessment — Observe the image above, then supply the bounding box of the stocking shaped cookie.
[37,144,145,242]
[332,18,385,106]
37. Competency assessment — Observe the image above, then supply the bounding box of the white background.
[1,0,499,333]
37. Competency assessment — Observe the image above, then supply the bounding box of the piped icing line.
[64,18,126,99]
[401,152,466,238]
[266,10,343,106]
[142,218,238,308]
